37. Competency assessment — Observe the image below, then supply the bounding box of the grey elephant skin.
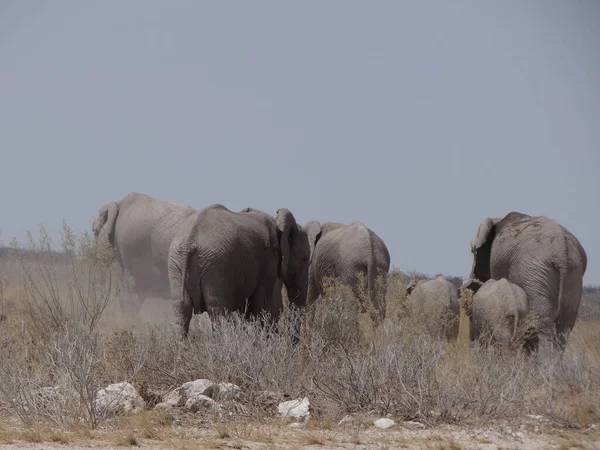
[303,220,391,324]
[92,192,196,315]
[469,211,587,350]
[406,276,460,341]
[461,278,530,350]
[168,205,311,337]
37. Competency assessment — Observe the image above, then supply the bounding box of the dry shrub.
[0,223,122,429]
[1,225,600,432]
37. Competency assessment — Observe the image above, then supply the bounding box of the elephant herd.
[92,192,588,352]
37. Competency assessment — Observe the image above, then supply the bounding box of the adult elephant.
[468,211,587,350]
[303,221,391,325]
[406,276,460,341]
[460,278,532,351]
[92,192,196,315]
[168,204,310,338]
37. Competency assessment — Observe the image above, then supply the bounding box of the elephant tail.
[171,242,203,318]
[555,263,566,324]
[367,256,374,304]
[365,231,382,323]
[511,312,519,346]
[553,245,584,340]
[182,248,205,315]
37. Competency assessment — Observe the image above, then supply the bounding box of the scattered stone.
[212,382,242,401]
[185,394,219,412]
[338,415,354,427]
[156,379,229,411]
[374,418,395,429]
[289,422,305,429]
[94,382,145,418]
[34,386,62,407]
[513,431,525,441]
[278,397,310,421]
[526,414,549,423]
[403,420,425,430]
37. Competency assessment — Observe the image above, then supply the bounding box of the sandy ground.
[1,419,600,450]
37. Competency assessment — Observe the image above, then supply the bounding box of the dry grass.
[114,431,139,447]
[0,225,599,448]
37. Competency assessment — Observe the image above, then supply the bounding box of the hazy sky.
[1,1,599,283]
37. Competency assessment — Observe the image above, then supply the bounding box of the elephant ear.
[470,217,500,253]
[303,220,322,259]
[276,208,299,277]
[93,201,119,249]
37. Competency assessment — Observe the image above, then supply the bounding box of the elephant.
[167,204,311,338]
[460,278,532,351]
[92,192,196,315]
[405,275,460,341]
[302,220,391,325]
[468,211,587,350]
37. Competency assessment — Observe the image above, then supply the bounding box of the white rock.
[278,397,310,420]
[185,394,219,412]
[180,379,215,398]
[338,415,354,427]
[94,382,145,418]
[156,379,215,409]
[34,386,62,405]
[288,422,305,429]
[374,418,395,429]
[526,414,549,423]
[403,420,425,429]
[513,431,525,441]
[213,382,242,400]
[32,386,75,414]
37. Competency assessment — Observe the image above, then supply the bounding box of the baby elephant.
[405,276,460,341]
[461,278,533,350]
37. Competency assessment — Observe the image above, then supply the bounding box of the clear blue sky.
[1,1,599,283]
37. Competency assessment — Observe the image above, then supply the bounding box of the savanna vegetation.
[0,224,599,448]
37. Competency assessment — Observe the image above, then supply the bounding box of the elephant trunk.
[285,273,308,309]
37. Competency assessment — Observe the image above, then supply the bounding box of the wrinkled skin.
[92,192,196,315]
[462,278,530,350]
[303,220,391,325]
[168,205,310,338]
[469,212,587,351]
[406,276,460,341]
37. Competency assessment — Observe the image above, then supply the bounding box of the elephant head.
[469,212,530,281]
[92,201,119,252]
[276,208,310,307]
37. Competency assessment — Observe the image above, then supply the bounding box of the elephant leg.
[248,278,277,328]
[554,268,584,352]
